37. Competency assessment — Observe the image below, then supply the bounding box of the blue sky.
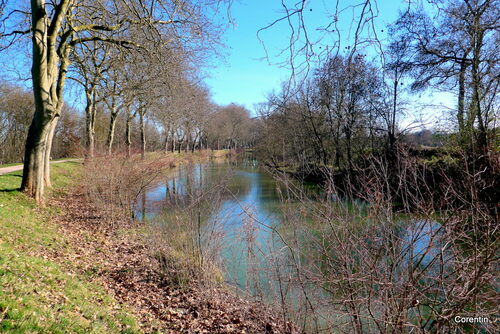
[0,0,453,130]
[205,0,410,115]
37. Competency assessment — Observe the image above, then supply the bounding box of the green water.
[140,157,448,331]
[141,157,293,293]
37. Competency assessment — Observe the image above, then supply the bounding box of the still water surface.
[140,158,289,295]
[138,157,443,321]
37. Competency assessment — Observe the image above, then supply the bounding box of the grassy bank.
[0,151,296,333]
[0,162,141,333]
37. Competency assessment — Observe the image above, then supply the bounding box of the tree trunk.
[85,90,97,159]
[184,134,189,152]
[164,133,169,153]
[22,1,70,204]
[139,111,146,159]
[345,127,353,170]
[126,113,132,158]
[106,111,118,155]
[21,113,51,203]
[43,117,59,188]
[469,15,487,151]
[390,78,398,149]
[457,58,467,136]
[191,132,199,152]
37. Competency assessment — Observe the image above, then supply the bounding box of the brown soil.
[47,189,300,334]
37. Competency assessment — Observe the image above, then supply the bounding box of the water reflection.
[139,157,447,330]
[404,220,444,266]
[139,159,285,293]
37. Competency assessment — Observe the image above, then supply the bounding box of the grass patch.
[0,162,141,333]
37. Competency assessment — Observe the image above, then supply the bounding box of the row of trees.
[0,80,161,164]
[0,0,211,202]
[256,0,498,170]
[1,75,257,165]
[256,54,397,170]
[0,0,257,203]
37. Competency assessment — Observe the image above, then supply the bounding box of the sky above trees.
[0,0,472,128]
[206,0,409,114]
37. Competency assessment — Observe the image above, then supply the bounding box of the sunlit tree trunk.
[106,103,118,155]
[22,0,71,204]
[164,133,169,153]
[184,133,190,152]
[43,117,59,187]
[85,90,97,159]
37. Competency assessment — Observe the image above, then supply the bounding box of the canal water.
[138,157,445,328]
[139,157,291,296]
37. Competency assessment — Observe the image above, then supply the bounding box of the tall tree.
[71,41,112,158]
[394,0,499,150]
[316,55,381,168]
[0,0,228,203]
[101,55,128,155]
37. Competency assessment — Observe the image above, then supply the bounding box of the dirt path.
[0,159,80,175]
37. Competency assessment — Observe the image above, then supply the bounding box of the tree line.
[0,0,256,203]
[255,0,498,172]
[0,0,497,204]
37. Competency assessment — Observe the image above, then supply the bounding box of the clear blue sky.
[0,0,451,129]
[205,0,409,115]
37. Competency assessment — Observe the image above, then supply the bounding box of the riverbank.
[0,161,141,333]
[263,146,499,213]
[0,152,297,333]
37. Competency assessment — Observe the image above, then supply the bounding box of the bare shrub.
[81,150,498,333]
[82,153,175,224]
[82,153,230,287]
[145,163,229,287]
[232,149,499,333]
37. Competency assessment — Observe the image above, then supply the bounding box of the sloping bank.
[0,161,140,333]
[0,153,297,333]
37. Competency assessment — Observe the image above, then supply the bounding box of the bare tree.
[394,0,499,150]
[383,29,413,156]
[71,41,112,159]
[100,52,129,155]
[0,0,229,203]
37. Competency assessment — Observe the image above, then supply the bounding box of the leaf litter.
[44,189,300,334]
